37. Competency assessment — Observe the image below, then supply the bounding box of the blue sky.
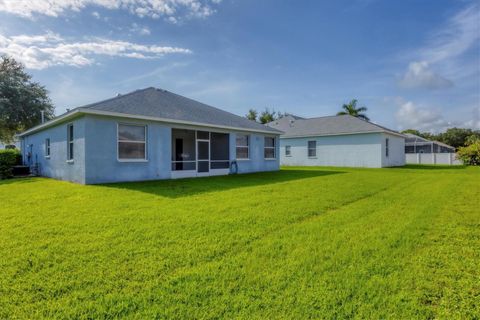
[0,0,479,132]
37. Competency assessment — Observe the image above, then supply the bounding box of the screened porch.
[171,129,230,178]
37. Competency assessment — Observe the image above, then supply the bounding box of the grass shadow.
[393,164,467,170]
[100,169,344,198]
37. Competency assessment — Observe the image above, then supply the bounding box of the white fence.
[406,153,462,165]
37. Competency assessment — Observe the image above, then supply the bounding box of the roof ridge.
[152,88,274,130]
[353,117,403,135]
[80,87,155,110]
[304,114,350,120]
[313,114,402,135]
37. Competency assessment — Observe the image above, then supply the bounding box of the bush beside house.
[457,141,480,166]
[0,149,21,179]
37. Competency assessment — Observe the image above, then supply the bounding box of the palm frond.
[356,106,368,113]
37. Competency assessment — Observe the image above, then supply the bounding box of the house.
[404,133,460,165]
[18,87,281,184]
[267,114,405,168]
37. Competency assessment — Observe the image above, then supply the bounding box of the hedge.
[0,149,21,179]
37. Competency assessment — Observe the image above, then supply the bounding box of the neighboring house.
[404,133,460,165]
[18,87,281,184]
[267,114,405,168]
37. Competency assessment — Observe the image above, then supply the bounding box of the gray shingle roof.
[267,114,404,138]
[78,87,280,133]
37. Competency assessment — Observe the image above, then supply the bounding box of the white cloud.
[0,0,221,21]
[422,4,480,64]
[399,3,479,89]
[0,32,191,69]
[129,23,151,36]
[395,101,451,132]
[462,106,480,130]
[398,61,453,90]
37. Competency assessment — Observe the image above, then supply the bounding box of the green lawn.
[1,166,479,319]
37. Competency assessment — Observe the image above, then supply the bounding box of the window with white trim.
[236,134,249,159]
[285,145,291,156]
[308,140,316,157]
[67,124,74,160]
[264,137,276,159]
[45,138,50,158]
[118,124,147,160]
[386,138,389,157]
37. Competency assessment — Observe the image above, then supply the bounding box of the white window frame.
[236,134,250,160]
[117,123,148,162]
[264,136,276,160]
[45,138,50,158]
[67,123,74,162]
[285,145,291,157]
[386,138,389,157]
[308,140,317,158]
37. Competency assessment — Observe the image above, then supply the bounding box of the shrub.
[457,141,480,166]
[0,149,21,179]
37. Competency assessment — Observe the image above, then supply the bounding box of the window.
[308,140,316,157]
[118,124,147,160]
[67,124,74,160]
[264,137,276,159]
[236,134,249,159]
[385,138,389,157]
[45,138,50,158]
[285,145,291,156]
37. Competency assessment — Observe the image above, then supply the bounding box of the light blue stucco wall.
[22,114,280,184]
[381,133,406,167]
[280,133,389,168]
[83,115,172,184]
[21,116,86,183]
[229,132,280,174]
[84,115,280,183]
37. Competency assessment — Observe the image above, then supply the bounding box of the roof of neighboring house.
[19,87,281,137]
[404,133,455,149]
[267,114,405,138]
[404,133,430,143]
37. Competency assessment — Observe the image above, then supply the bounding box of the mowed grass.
[0,166,479,319]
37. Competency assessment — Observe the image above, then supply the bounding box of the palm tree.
[245,109,258,122]
[337,99,370,121]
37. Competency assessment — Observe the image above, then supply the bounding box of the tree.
[0,55,54,142]
[246,109,258,122]
[246,108,284,124]
[436,128,480,149]
[337,99,369,121]
[259,108,277,124]
[465,134,480,146]
[401,129,422,136]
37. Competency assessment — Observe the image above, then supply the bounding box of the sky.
[0,0,479,133]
